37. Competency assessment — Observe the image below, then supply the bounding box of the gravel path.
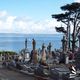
[0,65,34,80]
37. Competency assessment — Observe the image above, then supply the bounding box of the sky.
[0,0,79,34]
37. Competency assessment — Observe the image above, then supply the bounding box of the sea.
[0,33,63,53]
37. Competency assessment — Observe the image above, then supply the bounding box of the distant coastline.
[0,33,63,36]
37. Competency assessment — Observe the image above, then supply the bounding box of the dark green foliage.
[0,51,17,55]
[55,27,67,33]
[61,2,80,11]
[52,12,71,21]
[52,2,80,53]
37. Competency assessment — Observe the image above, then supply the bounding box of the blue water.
[0,33,63,53]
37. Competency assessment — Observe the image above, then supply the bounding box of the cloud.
[74,0,80,2]
[0,10,7,17]
[6,16,16,27]
[0,11,61,34]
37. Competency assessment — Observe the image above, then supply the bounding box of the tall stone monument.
[47,42,52,58]
[61,35,69,64]
[32,39,38,64]
[25,38,27,49]
[41,43,47,64]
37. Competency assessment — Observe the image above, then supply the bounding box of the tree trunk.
[72,31,76,53]
[72,20,76,53]
[72,38,75,53]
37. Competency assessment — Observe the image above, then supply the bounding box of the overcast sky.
[0,0,79,34]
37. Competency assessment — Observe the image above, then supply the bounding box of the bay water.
[0,33,63,53]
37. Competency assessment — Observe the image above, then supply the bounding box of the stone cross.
[47,42,52,53]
